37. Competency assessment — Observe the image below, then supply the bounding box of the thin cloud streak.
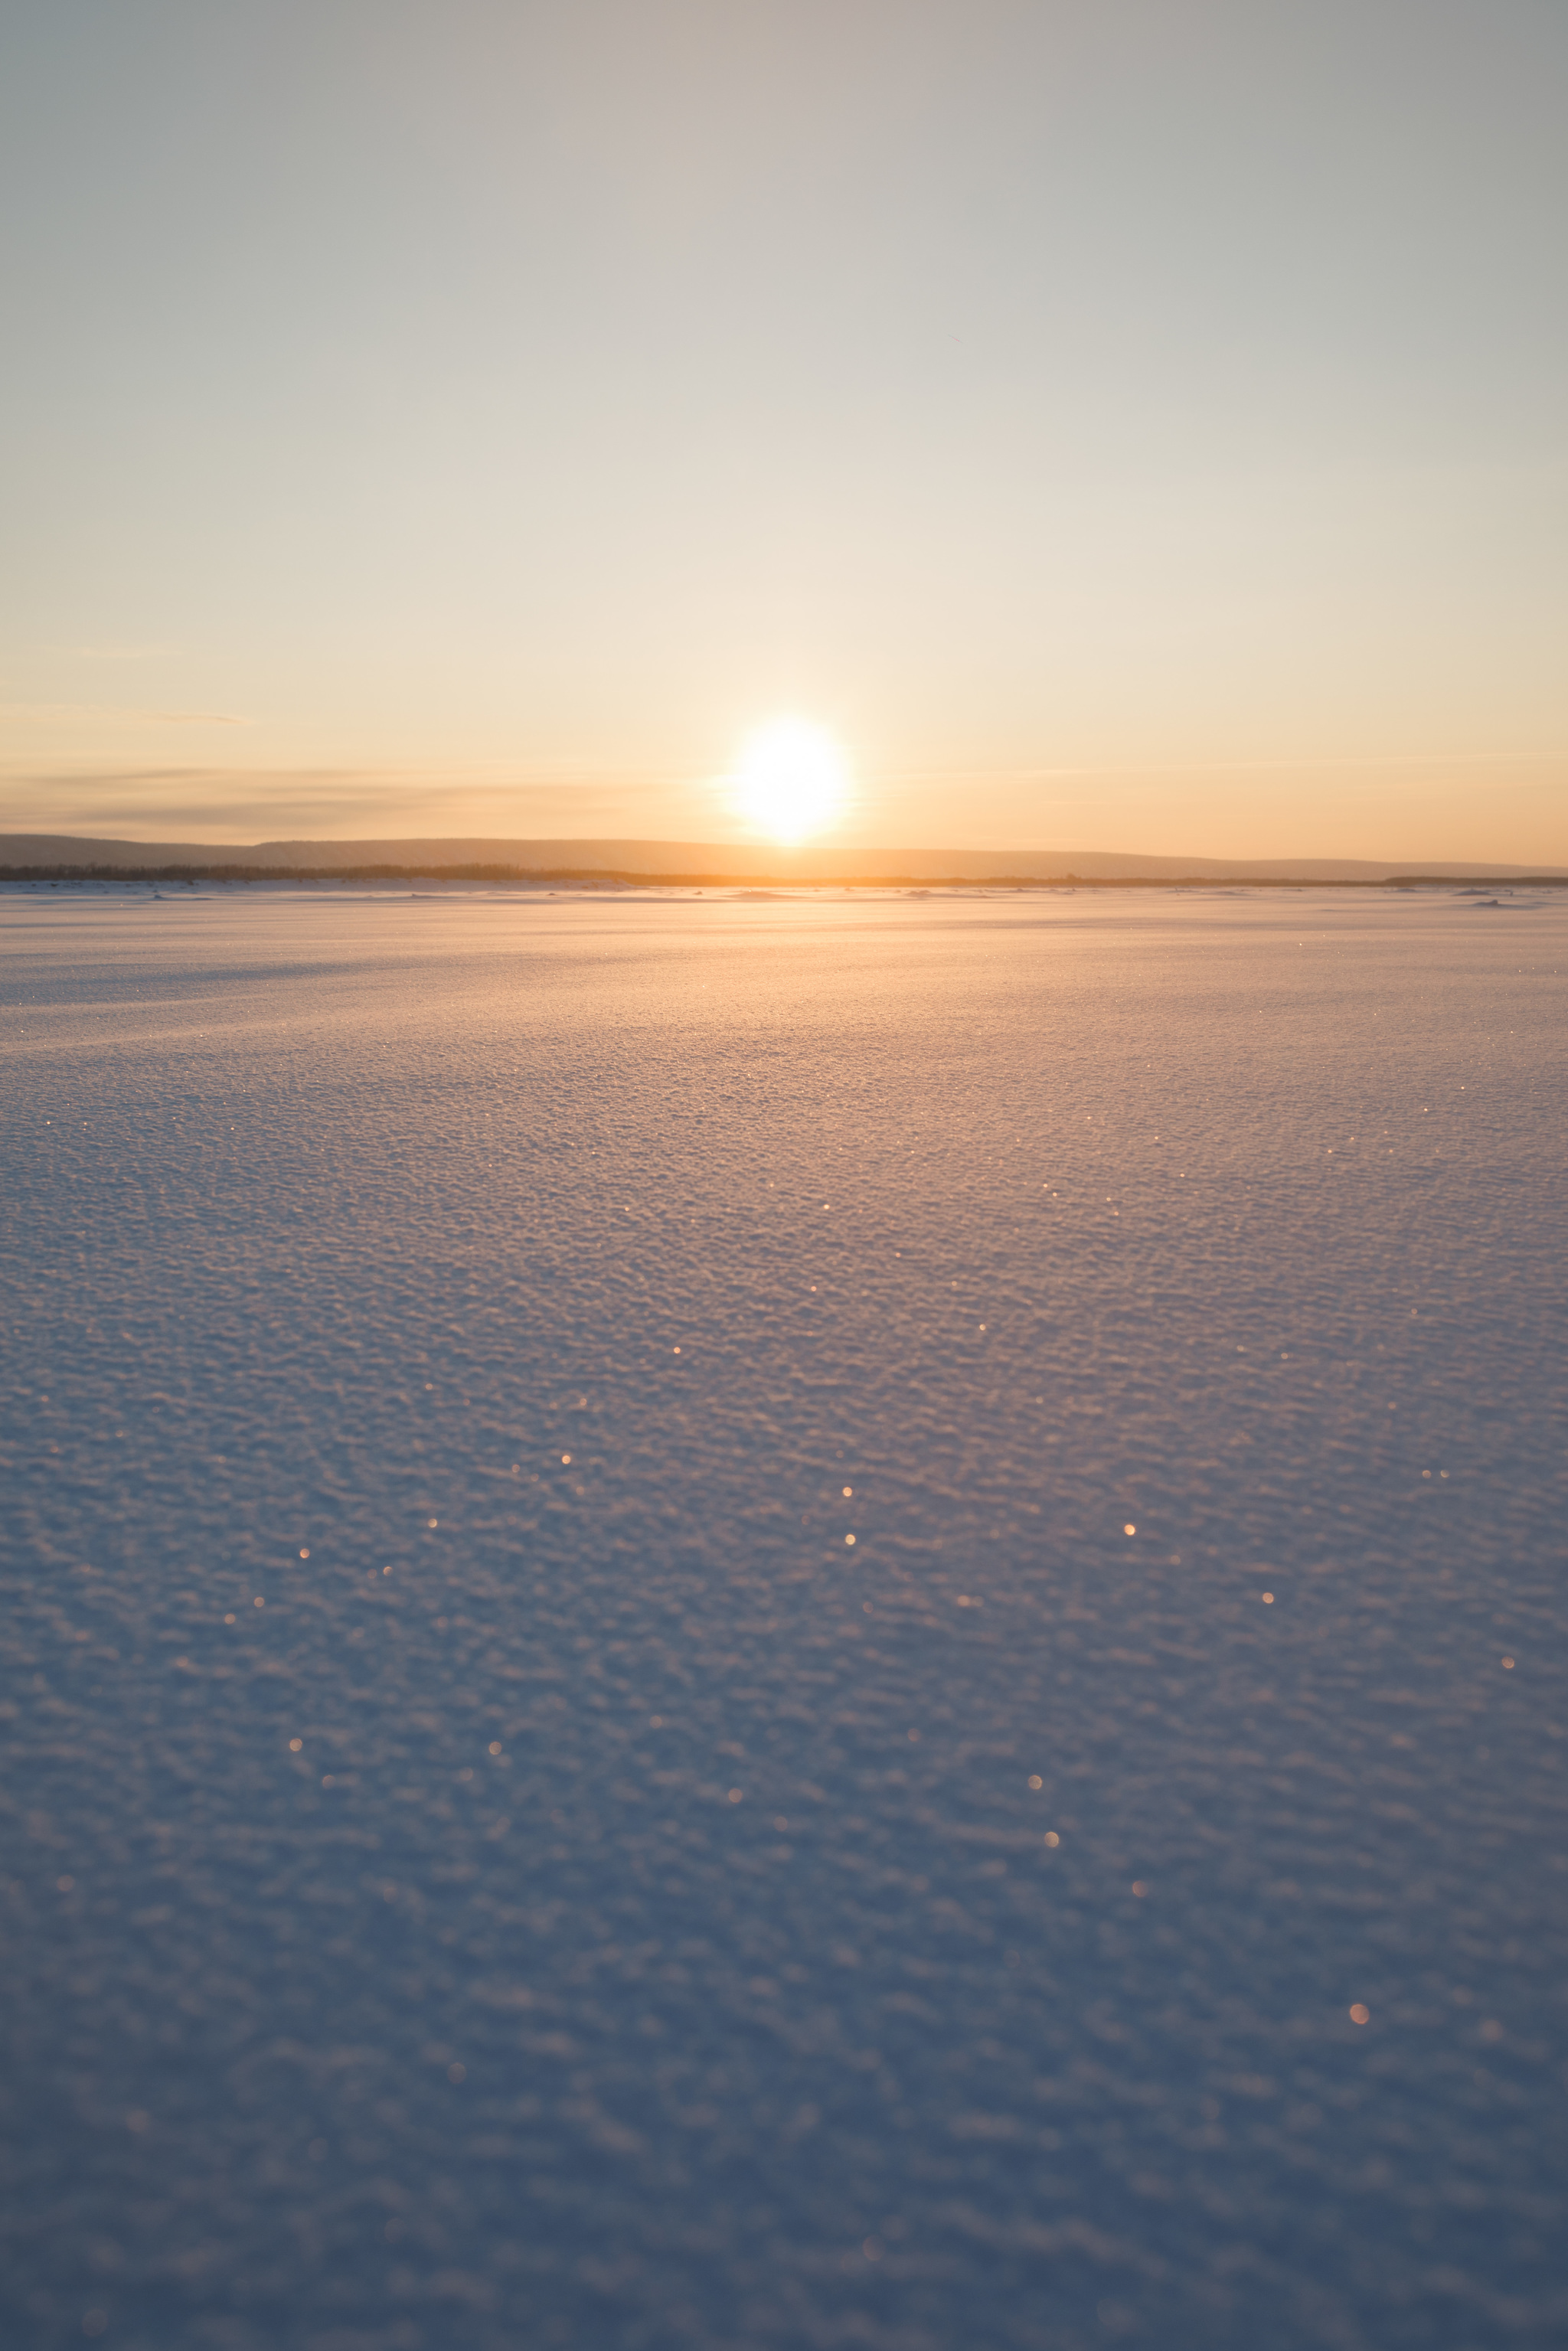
[0,704,248,728]
[3,755,1564,865]
[883,752,1565,780]
[50,645,183,663]
[0,767,691,843]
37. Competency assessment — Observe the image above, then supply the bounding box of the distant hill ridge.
[3,831,1566,884]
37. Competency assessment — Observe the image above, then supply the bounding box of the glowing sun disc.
[731,717,851,844]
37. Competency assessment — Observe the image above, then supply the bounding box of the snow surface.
[3,887,1565,2351]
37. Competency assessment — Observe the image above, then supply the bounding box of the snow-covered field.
[3,887,1565,2351]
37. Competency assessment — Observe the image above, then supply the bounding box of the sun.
[729,716,851,845]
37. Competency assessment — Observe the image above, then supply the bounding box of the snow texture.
[3,887,1565,2351]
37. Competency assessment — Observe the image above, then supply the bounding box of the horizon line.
[4,828,1567,888]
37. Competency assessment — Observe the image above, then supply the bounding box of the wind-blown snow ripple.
[2,889,1564,2350]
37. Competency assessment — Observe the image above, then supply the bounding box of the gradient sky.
[2,0,1563,857]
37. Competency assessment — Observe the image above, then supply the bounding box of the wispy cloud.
[51,645,182,663]
[0,766,700,844]
[0,703,248,727]
[4,755,1563,859]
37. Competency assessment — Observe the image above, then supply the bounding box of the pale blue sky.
[2,0,1563,855]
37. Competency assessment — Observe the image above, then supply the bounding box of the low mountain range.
[3,831,1565,884]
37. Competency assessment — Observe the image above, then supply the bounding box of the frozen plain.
[2,884,1565,2351]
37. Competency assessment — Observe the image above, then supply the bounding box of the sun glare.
[730,717,851,845]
